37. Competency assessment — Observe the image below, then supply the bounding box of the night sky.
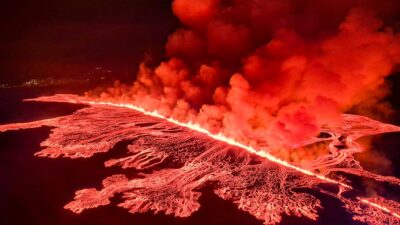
[0,0,177,84]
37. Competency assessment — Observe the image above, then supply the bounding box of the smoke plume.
[87,0,400,149]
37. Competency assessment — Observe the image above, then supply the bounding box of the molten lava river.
[1,94,400,225]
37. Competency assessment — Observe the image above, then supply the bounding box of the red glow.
[2,0,400,224]
[1,94,400,224]
[359,198,400,219]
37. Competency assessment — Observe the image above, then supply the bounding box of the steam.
[87,0,400,149]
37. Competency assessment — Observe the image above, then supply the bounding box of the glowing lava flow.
[2,94,400,225]
[359,198,400,219]
[75,99,352,189]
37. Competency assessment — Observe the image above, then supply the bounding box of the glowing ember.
[1,94,400,225]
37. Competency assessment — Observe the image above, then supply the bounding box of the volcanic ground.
[1,93,400,225]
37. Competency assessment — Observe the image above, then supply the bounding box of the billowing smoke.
[87,0,400,149]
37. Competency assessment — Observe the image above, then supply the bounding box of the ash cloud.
[88,0,400,149]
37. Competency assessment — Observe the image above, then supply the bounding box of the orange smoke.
[87,0,400,149]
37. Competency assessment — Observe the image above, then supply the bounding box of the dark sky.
[0,0,178,84]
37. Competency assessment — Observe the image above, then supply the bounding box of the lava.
[1,94,400,224]
[2,0,400,224]
[358,198,400,219]
[31,94,353,188]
